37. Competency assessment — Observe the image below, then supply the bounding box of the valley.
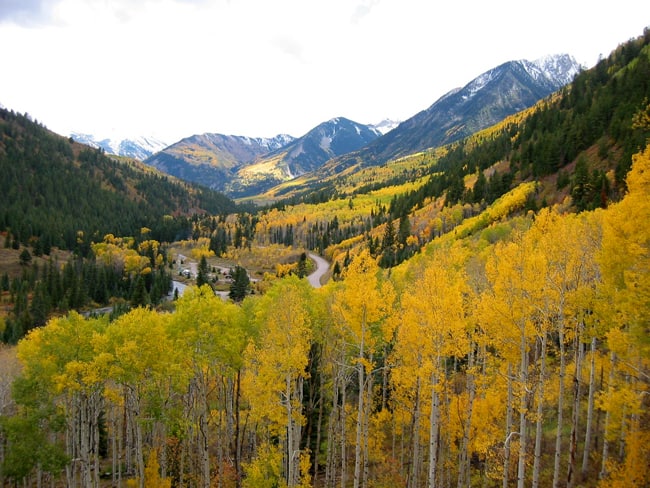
[0,30,649,488]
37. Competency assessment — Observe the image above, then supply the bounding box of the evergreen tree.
[297,252,308,278]
[196,256,210,288]
[19,248,31,266]
[131,275,150,308]
[229,265,250,302]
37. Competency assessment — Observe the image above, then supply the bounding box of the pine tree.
[229,266,250,302]
[196,256,209,288]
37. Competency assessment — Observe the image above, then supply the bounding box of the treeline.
[0,109,238,254]
[2,143,648,488]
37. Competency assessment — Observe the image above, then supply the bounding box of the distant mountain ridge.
[70,132,168,161]
[316,54,581,176]
[145,118,382,197]
[144,133,296,195]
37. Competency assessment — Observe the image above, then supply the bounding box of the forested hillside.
[247,30,650,269]
[2,142,648,487]
[0,108,238,253]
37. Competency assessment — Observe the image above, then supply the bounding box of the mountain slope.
[230,117,382,196]
[144,132,295,194]
[144,118,382,198]
[0,108,238,251]
[250,32,650,269]
[317,54,581,177]
[70,132,169,160]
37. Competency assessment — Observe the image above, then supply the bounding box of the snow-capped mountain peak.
[70,132,168,160]
[530,54,582,87]
[369,119,401,135]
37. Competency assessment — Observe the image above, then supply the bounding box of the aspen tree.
[390,244,469,488]
[15,312,108,488]
[596,144,650,485]
[169,285,248,488]
[104,308,184,488]
[330,249,394,488]
[483,231,544,488]
[245,276,315,488]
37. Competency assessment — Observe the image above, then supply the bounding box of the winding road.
[307,252,329,288]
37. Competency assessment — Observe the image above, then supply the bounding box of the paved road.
[307,253,329,288]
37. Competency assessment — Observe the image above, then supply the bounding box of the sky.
[0,0,648,144]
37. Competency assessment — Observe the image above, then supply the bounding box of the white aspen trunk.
[296,376,304,486]
[125,390,133,479]
[286,374,295,488]
[599,352,616,480]
[427,362,440,488]
[127,388,145,488]
[362,366,373,488]
[111,405,118,488]
[532,333,547,488]
[216,379,224,488]
[566,337,583,488]
[191,371,211,488]
[457,350,476,488]
[353,308,366,488]
[80,393,92,488]
[410,376,422,488]
[65,406,73,488]
[581,337,597,480]
[340,378,347,488]
[503,363,513,488]
[314,371,325,485]
[325,375,339,488]
[516,332,529,488]
[552,326,566,488]
[92,392,102,488]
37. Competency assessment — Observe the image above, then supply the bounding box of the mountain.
[145,118,382,198]
[257,32,650,262]
[70,132,169,160]
[0,108,238,251]
[316,54,581,177]
[144,133,295,196]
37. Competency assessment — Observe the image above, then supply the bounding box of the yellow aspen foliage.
[242,442,287,488]
[126,449,171,488]
[598,423,650,488]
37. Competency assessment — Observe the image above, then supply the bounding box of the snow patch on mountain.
[369,119,401,135]
[533,54,582,85]
[70,132,168,160]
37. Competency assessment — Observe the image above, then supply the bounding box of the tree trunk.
[314,371,325,484]
[286,375,296,488]
[362,365,373,488]
[599,352,616,480]
[517,331,529,488]
[410,376,422,488]
[552,326,566,488]
[532,333,547,488]
[581,337,597,480]
[199,376,211,488]
[427,363,440,488]
[234,370,242,487]
[341,378,347,488]
[566,337,583,488]
[457,350,476,488]
[503,363,513,488]
[353,308,366,488]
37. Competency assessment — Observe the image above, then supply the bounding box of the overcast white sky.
[0,0,648,143]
